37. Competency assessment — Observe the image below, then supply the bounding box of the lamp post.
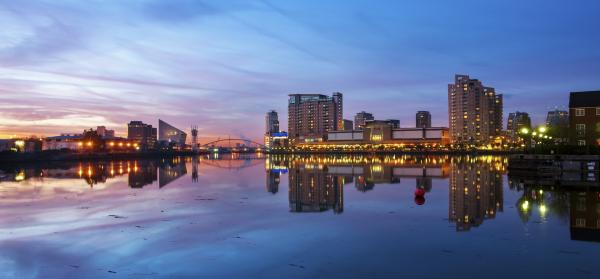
[519,127,531,150]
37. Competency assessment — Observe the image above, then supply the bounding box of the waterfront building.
[546,109,569,144]
[448,74,503,145]
[288,93,343,144]
[343,119,353,131]
[569,91,600,146]
[354,111,374,130]
[322,120,449,146]
[127,121,157,149]
[0,138,41,153]
[158,119,187,148]
[416,111,432,128]
[43,134,83,151]
[264,132,289,149]
[506,111,531,141]
[265,110,280,135]
[264,110,289,148]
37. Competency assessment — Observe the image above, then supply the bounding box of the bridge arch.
[200,138,266,149]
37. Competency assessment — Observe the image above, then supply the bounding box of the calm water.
[0,154,599,278]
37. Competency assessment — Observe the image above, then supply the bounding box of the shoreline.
[0,150,521,164]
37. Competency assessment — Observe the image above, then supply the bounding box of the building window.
[575,108,585,116]
[575,218,586,227]
[596,107,600,115]
[576,124,586,137]
[578,140,586,146]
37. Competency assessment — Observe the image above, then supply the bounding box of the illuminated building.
[42,134,83,151]
[264,132,288,149]
[288,93,343,144]
[568,91,600,146]
[264,110,288,148]
[128,121,157,149]
[354,111,374,130]
[449,158,504,231]
[448,74,503,145]
[158,119,187,148]
[506,111,531,141]
[416,111,432,128]
[322,121,449,146]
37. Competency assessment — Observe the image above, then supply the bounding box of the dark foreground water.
[0,154,598,279]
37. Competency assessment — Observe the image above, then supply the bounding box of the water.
[0,155,598,278]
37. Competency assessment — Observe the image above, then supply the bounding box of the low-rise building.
[569,91,600,146]
[309,121,450,147]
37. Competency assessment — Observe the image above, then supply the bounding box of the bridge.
[200,138,267,152]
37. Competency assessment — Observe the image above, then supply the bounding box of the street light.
[520,127,530,135]
[538,126,547,133]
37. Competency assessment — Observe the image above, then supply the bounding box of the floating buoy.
[415,188,425,197]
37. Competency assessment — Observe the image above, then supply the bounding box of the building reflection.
[570,191,600,242]
[509,176,600,243]
[449,157,505,231]
[288,164,344,214]
[286,155,453,214]
[158,157,187,188]
[129,161,158,188]
[0,159,196,189]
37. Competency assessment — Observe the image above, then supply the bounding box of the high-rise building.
[288,93,343,143]
[158,119,187,148]
[416,111,432,128]
[506,111,531,140]
[354,111,374,130]
[265,110,280,135]
[127,121,157,149]
[546,109,569,143]
[448,74,503,145]
[343,119,353,131]
[569,91,600,146]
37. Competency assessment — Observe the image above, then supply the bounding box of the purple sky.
[1,0,599,142]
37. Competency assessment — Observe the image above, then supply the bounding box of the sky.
[0,0,599,142]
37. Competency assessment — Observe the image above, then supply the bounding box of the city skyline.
[1,1,599,142]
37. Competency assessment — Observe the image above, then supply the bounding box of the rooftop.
[569,91,600,108]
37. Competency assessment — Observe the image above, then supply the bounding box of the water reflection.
[509,176,600,242]
[449,157,504,231]
[1,154,599,242]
